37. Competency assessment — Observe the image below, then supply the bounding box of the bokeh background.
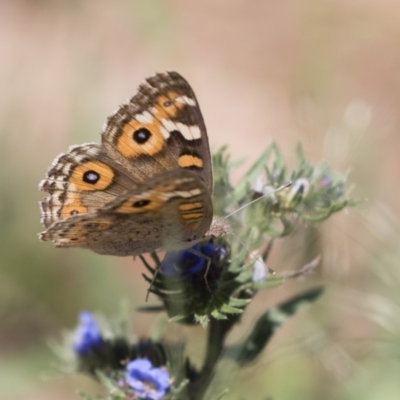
[2,1,400,399]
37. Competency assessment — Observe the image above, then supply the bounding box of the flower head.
[126,358,170,400]
[73,311,103,354]
[161,242,226,279]
[147,239,245,325]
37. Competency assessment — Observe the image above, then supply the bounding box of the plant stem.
[191,316,239,400]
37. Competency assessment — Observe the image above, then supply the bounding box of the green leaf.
[227,297,251,308]
[236,286,324,366]
[219,303,244,315]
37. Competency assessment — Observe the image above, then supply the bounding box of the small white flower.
[253,258,268,283]
[286,178,310,203]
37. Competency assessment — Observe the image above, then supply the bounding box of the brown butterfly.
[39,72,226,256]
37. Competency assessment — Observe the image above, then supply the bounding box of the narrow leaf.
[237,286,324,365]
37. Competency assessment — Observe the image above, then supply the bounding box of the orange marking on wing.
[60,194,88,218]
[181,212,204,221]
[178,155,203,169]
[76,218,113,231]
[55,218,112,244]
[117,120,164,158]
[178,202,203,211]
[154,91,184,119]
[70,161,114,191]
[115,193,163,214]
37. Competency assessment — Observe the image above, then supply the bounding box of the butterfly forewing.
[101,72,212,192]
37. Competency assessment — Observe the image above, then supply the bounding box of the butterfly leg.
[185,247,212,293]
[139,253,163,302]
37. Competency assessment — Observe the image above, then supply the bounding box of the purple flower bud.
[73,311,103,354]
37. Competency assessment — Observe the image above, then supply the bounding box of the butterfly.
[39,72,226,256]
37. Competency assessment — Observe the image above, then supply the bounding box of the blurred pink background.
[1,1,400,399]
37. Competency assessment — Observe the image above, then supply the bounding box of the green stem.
[191,316,240,400]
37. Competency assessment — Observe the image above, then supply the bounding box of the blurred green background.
[2,1,400,399]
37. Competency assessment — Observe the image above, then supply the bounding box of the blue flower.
[126,358,170,400]
[73,311,103,354]
[161,242,226,278]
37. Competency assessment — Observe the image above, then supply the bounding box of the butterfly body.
[39,72,219,256]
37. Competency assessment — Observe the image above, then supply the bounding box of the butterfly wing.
[39,72,214,255]
[101,71,213,192]
[39,143,140,228]
[39,169,212,256]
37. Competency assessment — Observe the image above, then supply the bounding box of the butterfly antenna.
[221,182,291,275]
[224,181,292,219]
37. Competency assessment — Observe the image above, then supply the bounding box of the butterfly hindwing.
[39,169,212,256]
[39,143,141,228]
